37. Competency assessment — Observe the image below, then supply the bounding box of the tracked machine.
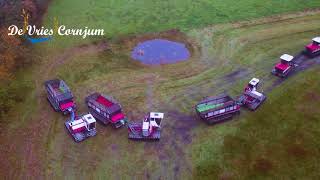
[85,93,127,128]
[196,94,240,124]
[65,111,97,142]
[272,54,297,77]
[128,112,164,140]
[238,78,266,111]
[304,37,320,57]
[45,79,76,114]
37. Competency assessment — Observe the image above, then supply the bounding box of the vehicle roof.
[82,113,96,124]
[280,54,294,62]
[150,112,164,119]
[312,37,320,43]
[249,78,260,86]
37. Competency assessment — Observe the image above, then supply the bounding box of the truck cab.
[305,37,320,57]
[246,78,260,92]
[272,54,295,77]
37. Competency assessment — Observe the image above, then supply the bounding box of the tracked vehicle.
[128,112,164,140]
[45,79,75,114]
[85,93,126,128]
[196,94,240,124]
[304,37,320,57]
[65,111,97,142]
[238,78,266,111]
[272,54,297,77]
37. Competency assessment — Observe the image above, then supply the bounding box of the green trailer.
[196,94,240,124]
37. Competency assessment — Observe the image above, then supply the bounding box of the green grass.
[44,0,320,47]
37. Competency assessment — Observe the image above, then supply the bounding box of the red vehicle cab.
[304,37,320,57]
[271,54,295,77]
[85,93,126,128]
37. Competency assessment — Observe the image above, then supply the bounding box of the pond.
[131,39,190,65]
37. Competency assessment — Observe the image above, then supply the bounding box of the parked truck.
[85,92,126,128]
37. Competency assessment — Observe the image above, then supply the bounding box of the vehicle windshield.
[89,122,95,130]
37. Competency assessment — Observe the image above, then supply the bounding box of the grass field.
[44,0,320,47]
[1,1,320,179]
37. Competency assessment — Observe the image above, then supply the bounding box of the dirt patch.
[286,144,308,158]
[142,109,198,178]
[253,158,273,173]
[50,40,108,71]
[223,68,249,83]
[167,110,199,144]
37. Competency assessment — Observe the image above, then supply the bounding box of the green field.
[45,0,320,47]
[1,1,320,179]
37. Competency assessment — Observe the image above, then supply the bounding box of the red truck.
[304,37,320,57]
[85,93,126,128]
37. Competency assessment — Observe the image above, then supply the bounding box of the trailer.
[196,94,240,124]
[272,54,297,77]
[128,112,164,140]
[45,79,75,115]
[65,111,97,142]
[304,37,320,57]
[85,93,126,128]
[238,78,266,111]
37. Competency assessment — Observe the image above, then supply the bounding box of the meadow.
[44,0,320,47]
[1,1,320,179]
